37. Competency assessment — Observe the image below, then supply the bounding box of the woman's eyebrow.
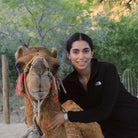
[83,48,90,50]
[72,48,79,51]
[72,47,90,50]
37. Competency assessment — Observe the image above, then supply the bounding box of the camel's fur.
[15,46,104,138]
[62,100,104,138]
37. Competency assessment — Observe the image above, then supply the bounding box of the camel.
[62,100,104,138]
[15,46,104,138]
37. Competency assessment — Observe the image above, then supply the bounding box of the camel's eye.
[16,62,24,73]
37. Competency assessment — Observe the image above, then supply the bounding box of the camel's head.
[15,46,60,101]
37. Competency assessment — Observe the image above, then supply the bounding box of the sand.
[0,123,27,138]
[0,106,27,138]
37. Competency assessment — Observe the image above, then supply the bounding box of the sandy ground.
[0,106,28,138]
[0,123,27,138]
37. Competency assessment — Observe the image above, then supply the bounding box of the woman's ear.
[91,50,94,57]
[66,51,70,59]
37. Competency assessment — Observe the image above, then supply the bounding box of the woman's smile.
[76,60,87,66]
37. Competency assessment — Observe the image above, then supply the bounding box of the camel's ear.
[15,46,24,60]
[51,48,57,58]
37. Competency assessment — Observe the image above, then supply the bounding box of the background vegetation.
[0,0,138,106]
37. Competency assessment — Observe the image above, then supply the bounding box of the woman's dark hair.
[66,32,94,53]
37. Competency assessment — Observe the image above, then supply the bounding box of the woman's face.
[67,40,94,71]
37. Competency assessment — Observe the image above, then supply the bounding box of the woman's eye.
[84,49,90,53]
[73,50,79,54]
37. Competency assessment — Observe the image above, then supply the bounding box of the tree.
[0,0,93,79]
[0,0,137,80]
[92,11,138,78]
[1,0,92,48]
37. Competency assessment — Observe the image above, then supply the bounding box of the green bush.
[92,12,138,78]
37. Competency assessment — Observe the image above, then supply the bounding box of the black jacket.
[59,59,138,137]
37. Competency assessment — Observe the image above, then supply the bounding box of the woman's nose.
[78,52,84,59]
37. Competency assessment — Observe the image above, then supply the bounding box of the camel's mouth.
[29,90,49,100]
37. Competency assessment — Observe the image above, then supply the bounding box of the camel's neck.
[24,96,62,126]
[24,96,67,138]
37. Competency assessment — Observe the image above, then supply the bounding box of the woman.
[48,33,138,138]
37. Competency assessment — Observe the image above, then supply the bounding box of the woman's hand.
[47,111,64,131]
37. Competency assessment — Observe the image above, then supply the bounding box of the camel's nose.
[32,60,47,75]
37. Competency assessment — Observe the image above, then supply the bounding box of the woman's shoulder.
[92,59,117,74]
[62,70,77,84]
[96,59,116,69]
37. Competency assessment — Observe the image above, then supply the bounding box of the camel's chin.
[29,90,49,100]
